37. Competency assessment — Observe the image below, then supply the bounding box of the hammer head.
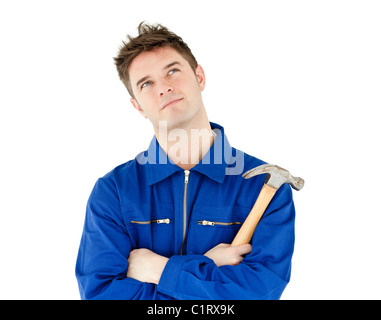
[242,164,304,191]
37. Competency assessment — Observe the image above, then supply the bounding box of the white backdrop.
[1,0,380,299]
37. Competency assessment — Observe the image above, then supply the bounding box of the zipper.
[180,170,190,255]
[131,219,170,224]
[198,220,242,226]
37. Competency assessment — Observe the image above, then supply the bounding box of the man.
[75,22,295,300]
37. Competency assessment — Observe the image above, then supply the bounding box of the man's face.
[128,47,206,131]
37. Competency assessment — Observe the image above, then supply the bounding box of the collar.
[138,122,232,186]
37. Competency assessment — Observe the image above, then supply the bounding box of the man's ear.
[195,65,206,92]
[130,98,148,119]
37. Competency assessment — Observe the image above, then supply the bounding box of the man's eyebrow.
[136,76,150,89]
[163,61,181,70]
[135,61,182,89]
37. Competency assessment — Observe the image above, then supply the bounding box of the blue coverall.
[75,122,295,299]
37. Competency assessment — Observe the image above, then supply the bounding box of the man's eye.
[141,81,152,89]
[168,68,179,75]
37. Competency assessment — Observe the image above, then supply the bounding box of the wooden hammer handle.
[231,184,277,246]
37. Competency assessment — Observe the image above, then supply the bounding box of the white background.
[1,0,380,299]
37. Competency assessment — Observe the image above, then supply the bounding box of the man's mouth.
[161,98,184,110]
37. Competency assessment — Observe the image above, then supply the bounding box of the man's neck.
[155,117,215,170]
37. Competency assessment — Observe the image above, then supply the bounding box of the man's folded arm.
[75,178,170,300]
[76,178,295,300]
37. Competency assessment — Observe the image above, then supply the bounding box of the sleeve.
[75,178,172,300]
[157,184,295,300]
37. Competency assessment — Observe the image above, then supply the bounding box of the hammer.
[231,164,304,247]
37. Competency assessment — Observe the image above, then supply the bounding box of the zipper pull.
[198,220,215,226]
[184,170,190,184]
[156,218,170,224]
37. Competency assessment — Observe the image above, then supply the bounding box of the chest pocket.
[125,202,174,258]
[187,204,250,255]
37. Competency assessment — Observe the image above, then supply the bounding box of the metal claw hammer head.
[242,164,304,191]
[231,164,304,247]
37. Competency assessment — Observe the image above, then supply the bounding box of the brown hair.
[114,22,198,98]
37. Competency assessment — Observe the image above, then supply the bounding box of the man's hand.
[204,243,252,267]
[127,243,251,284]
[127,248,168,284]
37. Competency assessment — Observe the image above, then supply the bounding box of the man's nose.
[158,80,174,96]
